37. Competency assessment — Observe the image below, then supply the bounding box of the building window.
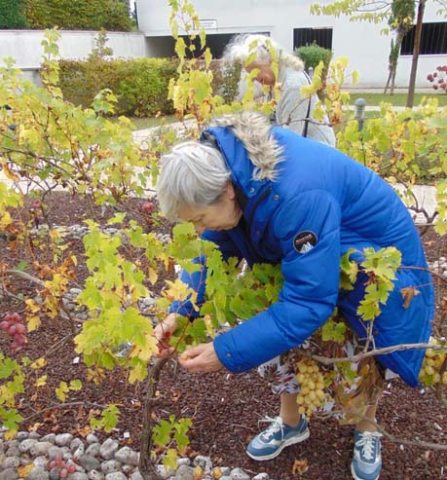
[293,28,333,50]
[401,22,447,55]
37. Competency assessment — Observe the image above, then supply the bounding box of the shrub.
[295,42,332,72]
[0,0,28,28]
[209,59,242,104]
[24,0,134,31]
[58,58,178,117]
[427,65,447,93]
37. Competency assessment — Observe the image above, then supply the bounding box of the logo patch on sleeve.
[293,231,318,254]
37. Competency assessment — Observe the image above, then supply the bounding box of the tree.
[310,0,445,106]
[384,0,415,95]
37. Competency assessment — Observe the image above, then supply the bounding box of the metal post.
[354,98,366,131]
[308,66,314,79]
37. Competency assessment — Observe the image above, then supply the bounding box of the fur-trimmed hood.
[209,112,283,182]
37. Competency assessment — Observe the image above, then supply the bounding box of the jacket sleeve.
[213,190,341,372]
[276,73,336,147]
[168,229,241,318]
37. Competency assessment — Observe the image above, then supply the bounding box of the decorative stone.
[100,460,122,474]
[49,468,60,480]
[104,473,127,480]
[85,443,101,457]
[29,432,41,440]
[86,434,99,445]
[55,434,74,447]
[5,440,18,449]
[114,446,139,466]
[18,438,38,453]
[193,455,212,473]
[67,474,88,480]
[27,467,50,480]
[31,441,54,456]
[99,439,119,460]
[220,467,231,476]
[16,431,30,441]
[129,472,143,480]
[176,458,190,467]
[3,456,20,469]
[41,434,57,444]
[33,455,49,468]
[62,446,73,461]
[175,464,195,480]
[87,470,104,480]
[48,446,64,460]
[78,454,101,472]
[20,454,32,465]
[70,438,84,452]
[73,443,85,460]
[253,474,270,480]
[230,469,250,480]
[5,446,20,457]
[0,468,19,480]
[121,465,134,474]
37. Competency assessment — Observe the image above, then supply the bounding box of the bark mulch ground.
[1,192,447,480]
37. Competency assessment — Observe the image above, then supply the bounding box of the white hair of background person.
[222,34,336,147]
[157,141,230,221]
[222,33,304,72]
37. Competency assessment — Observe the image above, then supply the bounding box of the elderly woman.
[222,34,336,147]
[155,112,433,480]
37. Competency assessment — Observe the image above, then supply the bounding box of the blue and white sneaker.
[246,416,310,461]
[351,430,382,480]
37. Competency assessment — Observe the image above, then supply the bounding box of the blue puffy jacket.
[169,124,434,387]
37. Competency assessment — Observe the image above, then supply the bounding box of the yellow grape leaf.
[163,279,195,303]
[35,375,48,388]
[31,357,47,369]
[55,381,69,402]
[17,465,34,477]
[69,379,82,391]
[25,298,40,314]
[27,315,41,332]
[71,255,78,266]
[148,267,158,285]
[4,429,17,440]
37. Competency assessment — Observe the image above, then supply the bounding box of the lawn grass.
[349,92,447,107]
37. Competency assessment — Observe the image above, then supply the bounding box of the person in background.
[222,33,336,147]
[155,112,433,480]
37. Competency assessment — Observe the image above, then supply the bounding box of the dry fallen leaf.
[292,458,309,476]
[17,464,34,477]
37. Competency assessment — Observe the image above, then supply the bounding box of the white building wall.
[0,30,147,69]
[136,0,447,89]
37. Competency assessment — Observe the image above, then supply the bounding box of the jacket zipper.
[246,186,272,227]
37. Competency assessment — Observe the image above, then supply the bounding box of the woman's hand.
[179,342,223,373]
[154,313,178,358]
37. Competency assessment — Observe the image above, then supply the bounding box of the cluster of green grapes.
[295,359,327,416]
[419,339,447,386]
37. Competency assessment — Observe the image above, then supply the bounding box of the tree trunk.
[406,0,426,108]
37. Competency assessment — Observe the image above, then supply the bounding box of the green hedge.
[58,58,243,118]
[0,0,28,28]
[58,58,178,117]
[25,0,133,31]
[295,43,332,72]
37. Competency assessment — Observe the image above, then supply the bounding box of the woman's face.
[177,183,242,235]
[245,62,276,86]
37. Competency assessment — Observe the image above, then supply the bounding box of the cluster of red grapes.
[47,456,77,478]
[141,200,155,227]
[427,65,447,92]
[0,312,27,352]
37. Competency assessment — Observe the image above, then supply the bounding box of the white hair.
[222,33,304,71]
[157,141,231,221]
